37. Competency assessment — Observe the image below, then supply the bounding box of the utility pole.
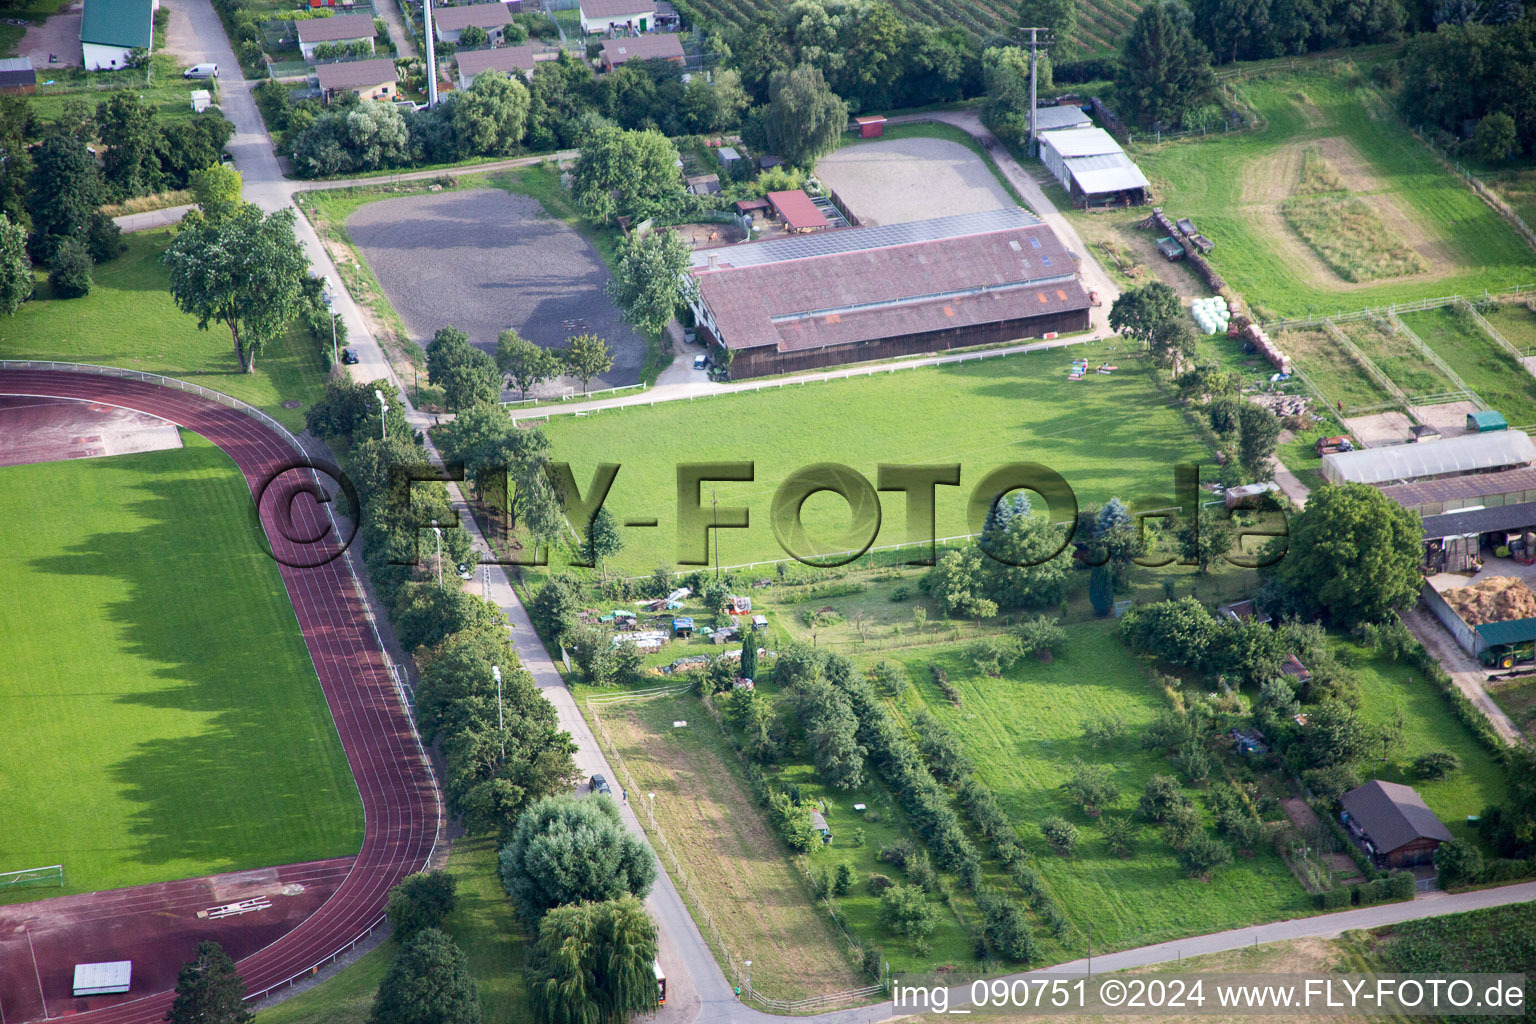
[492,665,504,762]
[422,0,439,107]
[1019,27,1053,157]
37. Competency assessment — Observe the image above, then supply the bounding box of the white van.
[183,63,218,79]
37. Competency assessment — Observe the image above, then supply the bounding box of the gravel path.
[815,136,1013,226]
[346,188,646,391]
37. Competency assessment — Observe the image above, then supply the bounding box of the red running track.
[0,370,440,1024]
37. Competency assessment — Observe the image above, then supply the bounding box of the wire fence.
[1259,289,1536,332]
[0,360,445,1000]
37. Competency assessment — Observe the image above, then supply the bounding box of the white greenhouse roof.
[1066,152,1149,195]
[1040,126,1122,159]
[73,961,132,996]
[1323,431,1536,485]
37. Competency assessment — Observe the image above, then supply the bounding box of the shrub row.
[1314,870,1415,909]
[775,582,869,604]
[1404,639,1508,760]
[930,664,962,706]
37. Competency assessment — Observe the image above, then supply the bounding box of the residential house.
[432,1,518,44]
[315,56,398,101]
[296,14,376,60]
[579,0,655,34]
[598,31,682,70]
[81,0,155,71]
[456,44,537,87]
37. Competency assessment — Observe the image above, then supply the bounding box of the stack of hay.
[1441,576,1536,625]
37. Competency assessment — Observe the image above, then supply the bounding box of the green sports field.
[0,435,363,900]
[535,343,1209,575]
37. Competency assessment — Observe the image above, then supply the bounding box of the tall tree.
[387,871,458,942]
[450,70,530,157]
[369,929,481,1024]
[26,131,105,262]
[1116,2,1215,126]
[788,674,867,789]
[526,897,658,1024]
[496,330,563,400]
[188,163,246,225]
[162,205,309,371]
[582,506,623,578]
[96,90,159,199]
[1237,402,1282,477]
[761,63,848,168]
[165,941,251,1024]
[1108,281,1182,343]
[498,794,656,922]
[0,97,31,230]
[560,333,614,393]
[1262,482,1422,626]
[570,118,685,224]
[607,229,697,339]
[0,214,31,316]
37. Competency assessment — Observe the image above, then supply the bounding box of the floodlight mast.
[422,0,439,107]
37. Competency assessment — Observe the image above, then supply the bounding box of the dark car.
[589,774,611,795]
[340,348,359,365]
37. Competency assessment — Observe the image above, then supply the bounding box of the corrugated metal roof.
[1420,500,1536,539]
[688,207,1042,269]
[296,13,377,42]
[1039,126,1122,159]
[80,0,152,49]
[0,57,33,72]
[1032,106,1091,131]
[1322,431,1536,485]
[1065,152,1150,195]
[1474,617,1536,646]
[1379,466,1536,509]
[1342,781,1452,853]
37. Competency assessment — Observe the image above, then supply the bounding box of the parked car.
[183,63,218,79]
[457,563,473,580]
[340,348,359,365]
[589,774,611,795]
[693,354,708,370]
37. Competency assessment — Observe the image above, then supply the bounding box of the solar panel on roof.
[1029,237,1042,248]
[689,207,1042,269]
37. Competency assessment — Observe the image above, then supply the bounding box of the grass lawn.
[901,622,1309,954]
[28,57,223,122]
[1128,67,1534,319]
[1275,326,1392,410]
[1397,307,1536,427]
[536,343,1208,575]
[1487,675,1536,735]
[1345,642,1507,843]
[0,436,362,898]
[592,697,875,994]
[254,837,528,1024]
[0,230,327,432]
[1338,317,1457,397]
[1483,302,1536,354]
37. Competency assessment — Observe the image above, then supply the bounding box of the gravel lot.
[814,137,1014,226]
[347,188,646,393]
[17,2,82,68]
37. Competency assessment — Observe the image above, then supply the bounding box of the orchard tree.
[1178,834,1232,879]
[607,228,696,338]
[1116,2,1215,127]
[1263,482,1421,626]
[880,884,938,940]
[582,506,623,577]
[498,794,656,922]
[369,929,481,1024]
[560,333,614,393]
[0,214,31,315]
[496,330,561,400]
[526,896,658,1024]
[1177,504,1237,574]
[163,205,309,371]
[166,942,251,1024]
[761,63,848,168]
[1064,761,1119,816]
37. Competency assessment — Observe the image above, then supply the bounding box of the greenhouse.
[1321,430,1536,486]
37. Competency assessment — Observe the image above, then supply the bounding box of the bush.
[1178,834,1232,878]
[48,238,93,298]
[980,894,1041,964]
[86,211,124,264]
[866,872,894,895]
[832,861,854,896]
[1387,870,1416,900]
[1435,838,1485,889]
[386,871,457,941]
[1083,713,1127,748]
[1316,885,1354,910]
[1412,750,1461,781]
[1040,816,1079,857]
[880,884,938,940]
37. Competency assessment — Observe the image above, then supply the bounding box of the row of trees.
[1399,18,1536,158]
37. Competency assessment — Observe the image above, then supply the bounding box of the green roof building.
[1468,410,1509,433]
[81,0,154,71]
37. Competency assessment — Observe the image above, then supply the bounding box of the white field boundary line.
[0,360,445,998]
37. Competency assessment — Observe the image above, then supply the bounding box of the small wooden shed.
[854,114,886,138]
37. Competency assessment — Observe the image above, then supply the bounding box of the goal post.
[0,864,64,891]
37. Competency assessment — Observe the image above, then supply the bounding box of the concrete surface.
[815,136,1013,226]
